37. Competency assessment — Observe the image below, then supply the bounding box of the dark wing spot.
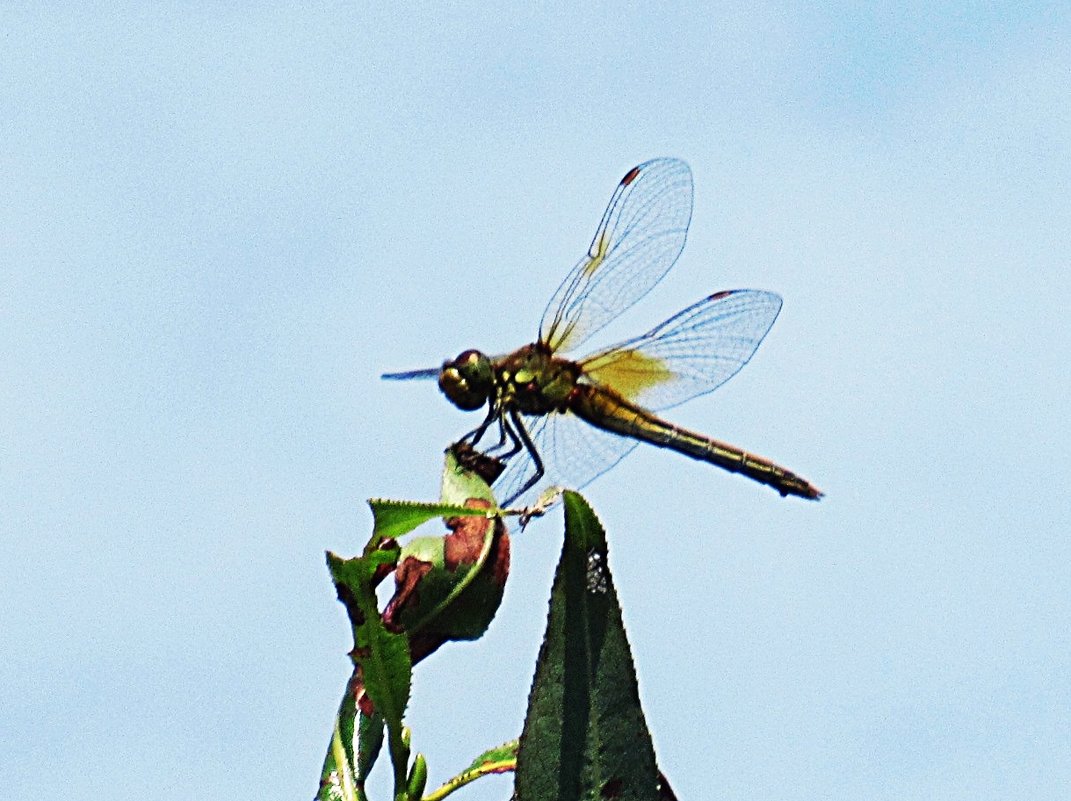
[621,166,641,186]
[710,289,735,300]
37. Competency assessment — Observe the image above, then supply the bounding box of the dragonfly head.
[439,350,495,411]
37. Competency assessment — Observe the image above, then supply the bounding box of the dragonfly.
[383,158,822,506]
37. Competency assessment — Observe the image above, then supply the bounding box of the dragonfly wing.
[579,289,783,411]
[539,158,693,355]
[493,411,639,508]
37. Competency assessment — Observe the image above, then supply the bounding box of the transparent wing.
[493,411,639,508]
[539,158,693,355]
[579,289,782,411]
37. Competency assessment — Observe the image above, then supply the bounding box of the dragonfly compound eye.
[438,351,494,411]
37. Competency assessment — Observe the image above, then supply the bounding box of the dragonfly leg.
[486,413,513,454]
[506,408,544,502]
[494,410,524,459]
[464,403,498,448]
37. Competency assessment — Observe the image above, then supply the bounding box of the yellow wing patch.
[582,348,674,401]
[582,232,609,278]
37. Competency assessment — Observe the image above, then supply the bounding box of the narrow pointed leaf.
[356,707,385,789]
[469,739,519,770]
[327,553,412,736]
[367,448,497,542]
[423,740,520,801]
[317,688,359,801]
[405,752,429,800]
[369,499,485,542]
[515,491,659,801]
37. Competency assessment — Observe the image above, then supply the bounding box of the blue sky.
[2,5,1069,800]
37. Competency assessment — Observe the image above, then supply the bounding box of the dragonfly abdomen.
[569,384,822,500]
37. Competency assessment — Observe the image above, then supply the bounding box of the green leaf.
[326,549,385,594]
[369,499,485,542]
[423,740,519,801]
[515,491,660,801]
[390,517,509,643]
[356,707,385,790]
[406,752,429,800]
[326,550,413,795]
[367,448,499,543]
[357,614,412,735]
[439,445,497,506]
[321,446,504,799]
[316,673,388,801]
[464,739,519,772]
[317,689,359,801]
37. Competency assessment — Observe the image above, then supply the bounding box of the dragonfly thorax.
[439,345,581,415]
[494,343,581,415]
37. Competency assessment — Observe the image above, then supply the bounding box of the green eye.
[437,351,493,411]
